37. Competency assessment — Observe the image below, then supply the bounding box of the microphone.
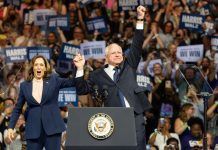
[92,85,99,100]
[101,85,109,100]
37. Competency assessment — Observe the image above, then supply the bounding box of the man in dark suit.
[7,54,83,150]
[74,5,151,150]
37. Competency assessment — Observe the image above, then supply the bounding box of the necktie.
[113,67,125,107]
[113,67,120,82]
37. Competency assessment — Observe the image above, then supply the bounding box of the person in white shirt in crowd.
[148,117,181,150]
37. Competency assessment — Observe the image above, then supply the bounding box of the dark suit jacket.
[77,29,151,114]
[8,74,80,139]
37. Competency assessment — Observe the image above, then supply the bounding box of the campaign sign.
[27,47,51,60]
[5,47,27,63]
[85,16,108,34]
[200,4,210,16]
[48,15,70,31]
[58,87,78,107]
[56,15,70,31]
[23,9,34,25]
[59,43,80,61]
[118,0,139,11]
[137,61,145,74]
[140,0,152,5]
[211,36,218,51]
[136,73,152,92]
[176,45,204,62]
[47,16,56,31]
[80,41,105,60]
[160,103,173,118]
[33,9,56,26]
[78,0,93,7]
[180,13,205,33]
[147,59,162,76]
[204,21,215,36]
[4,0,21,8]
[12,0,21,8]
[118,0,152,11]
[56,60,75,75]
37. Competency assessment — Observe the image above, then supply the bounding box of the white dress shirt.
[104,65,130,107]
[76,66,130,107]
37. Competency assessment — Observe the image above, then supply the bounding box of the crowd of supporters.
[0,0,218,149]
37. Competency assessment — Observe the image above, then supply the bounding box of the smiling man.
[74,5,151,150]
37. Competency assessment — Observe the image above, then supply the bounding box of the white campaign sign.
[176,45,204,62]
[80,41,106,60]
[147,59,162,76]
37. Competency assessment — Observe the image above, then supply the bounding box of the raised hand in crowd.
[73,53,85,71]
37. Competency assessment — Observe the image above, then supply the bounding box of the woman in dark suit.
[7,54,83,150]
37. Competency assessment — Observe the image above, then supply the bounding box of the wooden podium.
[65,107,137,150]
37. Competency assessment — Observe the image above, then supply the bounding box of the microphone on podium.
[92,85,99,100]
[102,85,109,100]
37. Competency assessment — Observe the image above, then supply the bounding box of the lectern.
[65,107,137,150]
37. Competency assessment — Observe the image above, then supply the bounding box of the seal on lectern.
[88,113,114,140]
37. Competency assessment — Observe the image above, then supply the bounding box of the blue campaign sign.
[47,16,57,31]
[59,43,80,61]
[5,47,27,63]
[4,0,21,9]
[118,0,139,11]
[13,0,21,8]
[27,47,51,60]
[179,13,205,33]
[78,0,93,7]
[118,0,151,11]
[48,15,70,31]
[56,60,74,74]
[56,15,70,31]
[85,16,108,34]
[58,87,78,107]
